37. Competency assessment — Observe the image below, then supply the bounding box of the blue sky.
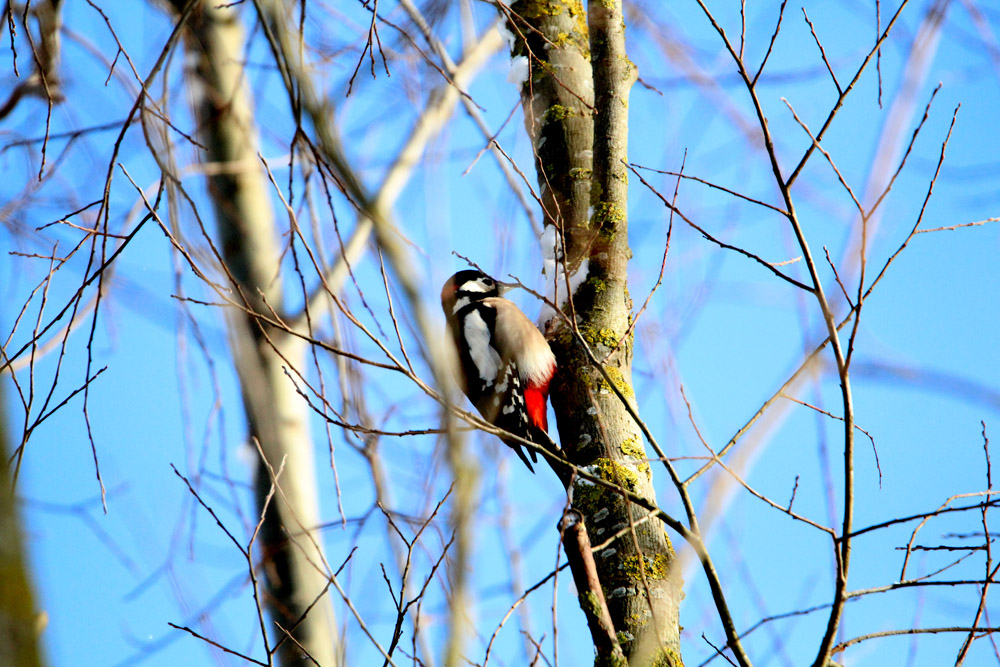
[3,1,1000,665]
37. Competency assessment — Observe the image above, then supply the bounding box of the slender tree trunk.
[167,2,339,664]
[0,382,44,667]
[507,2,683,664]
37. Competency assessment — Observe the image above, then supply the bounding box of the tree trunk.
[168,2,339,664]
[507,2,683,664]
[0,382,44,667]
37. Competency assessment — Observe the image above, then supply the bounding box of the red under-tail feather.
[524,379,550,433]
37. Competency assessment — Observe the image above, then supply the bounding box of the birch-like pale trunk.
[507,2,683,664]
[167,3,339,664]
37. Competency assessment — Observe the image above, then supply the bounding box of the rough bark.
[507,2,683,664]
[168,2,339,665]
[507,0,594,252]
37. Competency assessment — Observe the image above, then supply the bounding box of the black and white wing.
[453,303,539,471]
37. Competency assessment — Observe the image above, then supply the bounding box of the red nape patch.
[524,381,550,432]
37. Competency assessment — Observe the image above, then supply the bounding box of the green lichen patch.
[575,365,594,387]
[619,435,650,478]
[554,325,617,357]
[624,57,637,82]
[566,0,590,48]
[584,326,618,348]
[619,435,642,459]
[620,553,672,581]
[572,477,603,513]
[573,466,610,523]
[569,166,593,181]
[602,365,635,400]
[572,457,641,514]
[594,652,628,667]
[594,457,638,492]
[579,589,602,617]
[510,0,592,62]
[552,28,589,57]
[649,647,684,667]
[544,104,577,122]
[592,200,626,230]
[516,0,569,19]
[625,609,648,627]
[514,0,589,54]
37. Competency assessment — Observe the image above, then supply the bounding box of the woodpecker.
[440,270,557,472]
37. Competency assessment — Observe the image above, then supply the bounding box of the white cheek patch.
[453,297,470,313]
[463,310,501,385]
[460,280,491,293]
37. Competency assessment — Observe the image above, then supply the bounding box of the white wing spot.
[497,367,511,393]
[463,310,501,384]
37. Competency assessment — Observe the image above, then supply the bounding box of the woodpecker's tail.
[509,441,536,473]
[503,428,560,474]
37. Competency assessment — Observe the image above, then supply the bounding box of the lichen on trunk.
[505,1,683,664]
[507,0,594,255]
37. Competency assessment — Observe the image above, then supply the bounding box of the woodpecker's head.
[440,270,511,315]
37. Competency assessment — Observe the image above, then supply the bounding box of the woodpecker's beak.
[495,280,516,295]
